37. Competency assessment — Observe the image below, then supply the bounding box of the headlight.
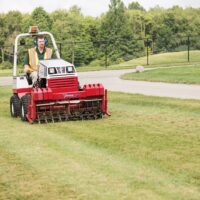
[67,66,73,73]
[49,67,55,74]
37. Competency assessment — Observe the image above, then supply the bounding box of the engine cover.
[38,59,76,79]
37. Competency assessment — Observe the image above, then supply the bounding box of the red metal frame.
[13,76,109,123]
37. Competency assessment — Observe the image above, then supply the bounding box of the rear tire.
[20,94,30,121]
[10,95,20,117]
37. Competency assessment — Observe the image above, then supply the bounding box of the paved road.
[1,69,200,100]
[0,77,12,86]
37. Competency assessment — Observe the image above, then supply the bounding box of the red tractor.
[10,27,110,124]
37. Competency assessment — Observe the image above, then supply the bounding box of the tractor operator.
[23,35,55,84]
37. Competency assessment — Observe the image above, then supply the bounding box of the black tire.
[10,95,20,118]
[20,94,30,121]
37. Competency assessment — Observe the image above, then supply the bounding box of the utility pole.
[0,47,4,63]
[105,43,108,68]
[146,38,149,65]
[72,40,75,65]
[59,43,62,58]
[187,36,190,63]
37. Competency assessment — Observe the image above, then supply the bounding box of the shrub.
[1,61,12,69]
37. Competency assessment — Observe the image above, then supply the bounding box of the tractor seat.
[26,73,32,85]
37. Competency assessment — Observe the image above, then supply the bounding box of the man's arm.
[24,65,31,73]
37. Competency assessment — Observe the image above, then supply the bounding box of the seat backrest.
[26,73,32,85]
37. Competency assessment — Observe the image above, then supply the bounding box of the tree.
[31,7,52,31]
[21,14,32,32]
[51,7,96,66]
[5,11,22,34]
[0,14,7,46]
[1,3,200,66]
[128,1,145,11]
[100,0,139,63]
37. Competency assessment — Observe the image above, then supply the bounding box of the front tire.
[10,95,20,117]
[20,94,30,121]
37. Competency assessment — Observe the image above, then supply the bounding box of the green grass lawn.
[1,51,200,77]
[78,50,200,71]
[0,86,200,199]
[0,69,13,77]
[121,66,200,85]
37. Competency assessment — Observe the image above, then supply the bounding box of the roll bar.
[13,31,60,76]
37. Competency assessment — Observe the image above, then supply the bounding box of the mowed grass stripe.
[0,86,200,199]
[1,119,199,200]
[0,149,78,200]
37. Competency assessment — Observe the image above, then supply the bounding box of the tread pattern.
[10,95,20,117]
[20,94,30,121]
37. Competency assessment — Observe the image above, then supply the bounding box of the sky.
[0,0,199,16]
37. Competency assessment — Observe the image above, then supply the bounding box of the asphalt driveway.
[1,69,200,100]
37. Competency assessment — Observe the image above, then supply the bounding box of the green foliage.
[21,14,31,32]
[100,0,141,63]
[0,61,12,69]
[88,58,106,67]
[1,2,200,67]
[5,11,22,34]
[0,14,8,46]
[128,1,145,11]
[31,7,52,31]
[51,7,96,66]
[116,57,124,64]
